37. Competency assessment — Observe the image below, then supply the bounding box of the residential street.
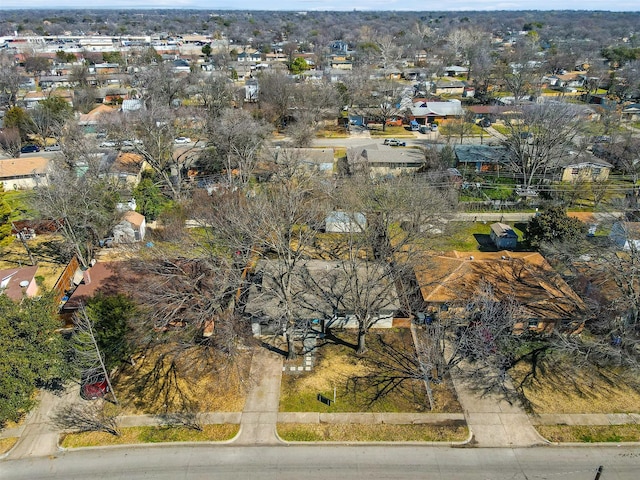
[2,444,639,480]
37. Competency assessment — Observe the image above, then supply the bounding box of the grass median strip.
[536,425,640,443]
[0,437,18,455]
[277,423,468,442]
[60,424,239,448]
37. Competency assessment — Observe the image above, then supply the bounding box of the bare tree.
[52,403,119,436]
[30,160,121,268]
[256,70,295,128]
[317,176,457,354]
[209,108,271,185]
[500,102,584,191]
[0,52,24,107]
[0,127,22,158]
[494,36,543,103]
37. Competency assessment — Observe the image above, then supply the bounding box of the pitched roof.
[0,157,50,178]
[490,223,518,238]
[415,251,584,319]
[78,104,116,124]
[122,211,145,228]
[0,265,38,301]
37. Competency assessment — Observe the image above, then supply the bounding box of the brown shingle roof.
[415,251,584,319]
[0,157,49,178]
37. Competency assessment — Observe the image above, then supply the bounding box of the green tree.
[3,106,34,141]
[0,293,68,426]
[102,51,123,65]
[31,96,73,141]
[289,57,309,75]
[55,51,76,63]
[86,294,138,370]
[0,185,13,248]
[133,176,167,221]
[201,44,212,57]
[525,206,586,248]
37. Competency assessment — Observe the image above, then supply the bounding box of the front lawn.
[536,425,640,443]
[112,346,251,415]
[511,354,640,414]
[60,424,239,448]
[277,423,468,442]
[279,329,461,414]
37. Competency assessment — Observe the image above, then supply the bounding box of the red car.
[80,371,110,400]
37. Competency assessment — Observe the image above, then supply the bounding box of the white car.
[99,141,118,148]
[174,137,191,144]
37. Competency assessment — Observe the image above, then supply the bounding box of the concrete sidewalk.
[6,387,78,459]
[531,413,640,426]
[234,348,284,445]
[451,372,547,448]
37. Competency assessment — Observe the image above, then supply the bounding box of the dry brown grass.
[112,347,251,415]
[536,425,640,443]
[277,423,468,442]
[0,437,18,455]
[0,234,68,290]
[512,358,640,414]
[60,424,239,448]
[280,330,461,413]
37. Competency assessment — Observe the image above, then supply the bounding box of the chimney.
[83,269,91,285]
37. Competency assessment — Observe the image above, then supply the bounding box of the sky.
[0,1,638,11]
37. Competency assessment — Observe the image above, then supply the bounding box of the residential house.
[325,211,366,233]
[609,221,640,251]
[454,145,508,173]
[268,147,334,175]
[434,79,466,96]
[105,152,144,187]
[22,90,73,110]
[0,157,50,190]
[61,261,132,313]
[113,211,146,243]
[622,104,640,122]
[414,251,586,333]
[409,100,464,124]
[490,223,518,250]
[444,65,469,77]
[245,259,401,336]
[237,51,262,63]
[348,144,426,177]
[77,104,116,133]
[556,151,613,182]
[0,265,39,301]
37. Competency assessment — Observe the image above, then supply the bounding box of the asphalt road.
[2,445,639,480]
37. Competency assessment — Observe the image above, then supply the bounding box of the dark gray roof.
[454,145,509,164]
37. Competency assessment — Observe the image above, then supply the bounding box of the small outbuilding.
[490,223,518,250]
[113,211,146,243]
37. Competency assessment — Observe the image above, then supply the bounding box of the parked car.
[20,144,40,153]
[44,143,61,151]
[383,139,406,146]
[174,137,191,144]
[479,118,491,128]
[99,141,118,148]
[429,123,439,132]
[80,370,109,400]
